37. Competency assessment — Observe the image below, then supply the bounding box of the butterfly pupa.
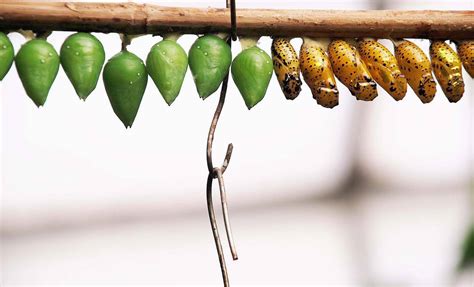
[271,38,302,100]
[328,39,378,101]
[231,37,273,109]
[429,41,464,103]
[455,40,474,78]
[392,39,437,103]
[299,37,339,108]
[357,38,407,101]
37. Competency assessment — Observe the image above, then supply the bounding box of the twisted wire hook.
[205,1,238,286]
[229,0,237,41]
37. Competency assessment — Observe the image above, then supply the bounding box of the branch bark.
[0,2,472,39]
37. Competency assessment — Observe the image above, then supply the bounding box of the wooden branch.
[0,2,472,39]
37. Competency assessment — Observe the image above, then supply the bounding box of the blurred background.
[1,0,473,286]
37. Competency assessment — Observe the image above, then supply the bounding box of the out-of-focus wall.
[1,0,364,234]
[2,0,471,235]
[1,0,473,285]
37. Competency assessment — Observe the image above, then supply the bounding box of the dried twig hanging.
[205,1,238,286]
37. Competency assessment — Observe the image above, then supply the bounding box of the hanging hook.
[229,0,237,41]
[205,1,238,286]
[206,69,238,261]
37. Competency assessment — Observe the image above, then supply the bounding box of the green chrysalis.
[231,38,273,109]
[103,51,147,128]
[15,38,60,107]
[188,34,231,99]
[0,32,14,81]
[147,36,188,105]
[60,32,105,100]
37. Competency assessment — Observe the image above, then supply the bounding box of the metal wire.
[230,0,237,40]
[205,1,238,286]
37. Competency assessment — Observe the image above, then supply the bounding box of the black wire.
[230,0,237,41]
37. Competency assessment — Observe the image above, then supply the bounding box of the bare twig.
[216,168,238,260]
[205,1,238,286]
[206,172,230,286]
[206,70,233,175]
[0,2,472,39]
[205,38,238,287]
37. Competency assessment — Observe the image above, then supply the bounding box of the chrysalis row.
[1,31,472,127]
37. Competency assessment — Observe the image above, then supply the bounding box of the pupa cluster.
[0,31,472,128]
[272,37,472,108]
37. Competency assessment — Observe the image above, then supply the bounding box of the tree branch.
[0,2,472,39]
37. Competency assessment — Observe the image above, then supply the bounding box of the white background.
[1,0,473,286]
